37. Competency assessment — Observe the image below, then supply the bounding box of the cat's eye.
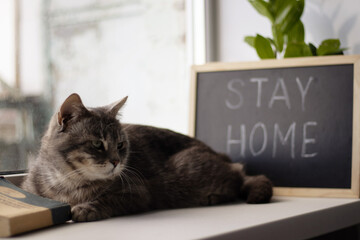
[117,142,125,150]
[92,140,104,150]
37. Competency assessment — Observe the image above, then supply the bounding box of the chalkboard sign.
[189,55,360,198]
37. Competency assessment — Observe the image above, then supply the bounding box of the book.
[0,176,71,237]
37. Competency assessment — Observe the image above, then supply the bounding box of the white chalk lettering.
[296,76,314,111]
[249,122,267,156]
[273,122,296,159]
[250,78,269,108]
[225,79,244,109]
[226,124,246,158]
[268,78,291,109]
[302,121,318,158]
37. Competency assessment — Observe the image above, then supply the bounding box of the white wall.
[0,0,15,87]
[215,0,360,62]
[47,0,188,133]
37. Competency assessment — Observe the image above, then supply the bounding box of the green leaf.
[267,37,276,46]
[331,50,345,55]
[308,43,317,56]
[325,48,347,55]
[275,0,304,34]
[284,42,312,58]
[270,0,292,17]
[245,0,348,59]
[317,39,342,56]
[248,0,274,22]
[244,36,256,47]
[287,21,304,43]
[255,34,276,59]
[272,24,284,52]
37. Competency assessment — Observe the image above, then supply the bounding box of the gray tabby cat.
[22,93,272,222]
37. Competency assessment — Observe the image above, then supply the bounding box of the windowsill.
[3,173,26,187]
[8,196,360,240]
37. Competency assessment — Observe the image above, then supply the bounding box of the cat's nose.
[110,159,120,167]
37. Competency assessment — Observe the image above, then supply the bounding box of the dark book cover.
[0,176,71,237]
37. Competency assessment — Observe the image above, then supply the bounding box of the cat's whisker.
[121,125,132,131]
[117,173,127,200]
[119,168,146,198]
[123,167,145,187]
[120,168,145,196]
[40,168,87,196]
[48,165,98,191]
[121,172,134,195]
[114,171,134,201]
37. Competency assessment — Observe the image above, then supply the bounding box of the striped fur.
[22,93,272,222]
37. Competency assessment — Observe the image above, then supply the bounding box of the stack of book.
[0,177,71,237]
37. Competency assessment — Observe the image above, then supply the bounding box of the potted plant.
[244,0,346,59]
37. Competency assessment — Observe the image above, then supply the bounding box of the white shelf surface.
[8,196,360,240]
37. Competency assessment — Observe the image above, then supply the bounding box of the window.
[0,0,191,174]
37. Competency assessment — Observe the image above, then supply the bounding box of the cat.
[22,93,273,222]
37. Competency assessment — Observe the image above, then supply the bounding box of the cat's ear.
[107,96,128,118]
[57,93,87,131]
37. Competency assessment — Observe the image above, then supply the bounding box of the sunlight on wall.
[0,0,15,88]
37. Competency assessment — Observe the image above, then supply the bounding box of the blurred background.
[1,0,359,173]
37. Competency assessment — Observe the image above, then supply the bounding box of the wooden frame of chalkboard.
[189,55,360,198]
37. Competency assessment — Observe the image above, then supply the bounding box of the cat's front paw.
[71,203,109,222]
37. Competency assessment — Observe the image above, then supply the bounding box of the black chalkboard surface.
[189,55,360,198]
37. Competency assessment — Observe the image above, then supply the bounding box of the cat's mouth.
[68,158,125,181]
[108,166,117,174]
[115,163,125,174]
[108,163,124,177]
